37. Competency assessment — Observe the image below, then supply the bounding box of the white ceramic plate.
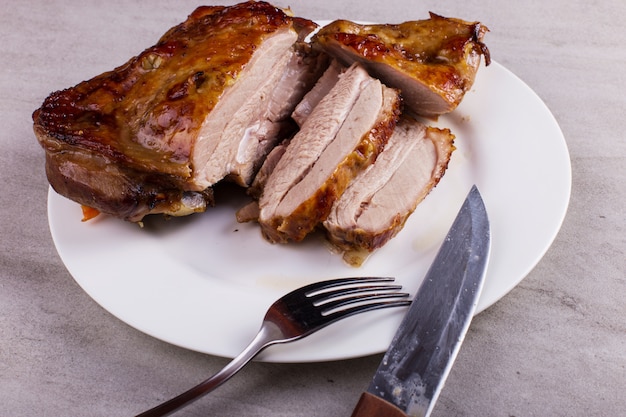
[48,59,571,363]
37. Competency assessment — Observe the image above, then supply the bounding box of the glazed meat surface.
[33,2,318,221]
[312,14,490,117]
[324,116,455,266]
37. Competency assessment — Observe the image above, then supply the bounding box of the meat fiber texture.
[323,117,455,266]
[244,57,457,260]
[33,1,322,222]
[256,63,401,243]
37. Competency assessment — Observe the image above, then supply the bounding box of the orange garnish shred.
[81,205,100,222]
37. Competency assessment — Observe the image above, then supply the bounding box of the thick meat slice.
[323,117,455,266]
[311,14,490,117]
[257,63,401,243]
[271,44,331,128]
[197,41,329,187]
[33,2,317,222]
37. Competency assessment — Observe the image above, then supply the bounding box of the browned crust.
[312,13,489,115]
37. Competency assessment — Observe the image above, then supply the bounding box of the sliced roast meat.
[323,116,455,266]
[247,140,290,199]
[311,14,490,117]
[291,59,343,126]
[33,2,317,222]
[257,63,372,228]
[235,138,289,224]
[198,41,329,187]
[273,44,331,125]
[257,63,401,243]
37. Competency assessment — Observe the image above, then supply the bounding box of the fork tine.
[318,291,411,316]
[309,284,403,306]
[302,276,396,296]
[323,298,412,321]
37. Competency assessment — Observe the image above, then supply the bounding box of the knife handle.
[350,392,409,417]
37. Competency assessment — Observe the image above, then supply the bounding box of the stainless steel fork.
[136,276,411,416]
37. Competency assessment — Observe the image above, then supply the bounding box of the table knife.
[351,185,491,417]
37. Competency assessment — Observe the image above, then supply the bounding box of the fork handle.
[135,324,278,417]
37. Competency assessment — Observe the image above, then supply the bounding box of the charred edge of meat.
[428,12,491,66]
[338,212,409,254]
[183,2,295,34]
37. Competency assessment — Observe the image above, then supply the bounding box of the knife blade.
[351,185,491,417]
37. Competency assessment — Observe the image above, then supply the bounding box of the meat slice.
[257,63,401,243]
[197,41,329,187]
[323,117,455,266]
[271,44,331,128]
[311,14,490,117]
[33,2,318,222]
[291,59,343,126]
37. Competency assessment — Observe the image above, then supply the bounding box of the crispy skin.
[312,13,490,117]
[33,1,316,221]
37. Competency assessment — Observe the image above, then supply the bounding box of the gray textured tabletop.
[1,1,624,416]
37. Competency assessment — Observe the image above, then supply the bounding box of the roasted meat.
[34,1,488,267]
[256,63,401,243]
[323,116,455,266]
[33,1,320,222]
[311,14,490,117]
